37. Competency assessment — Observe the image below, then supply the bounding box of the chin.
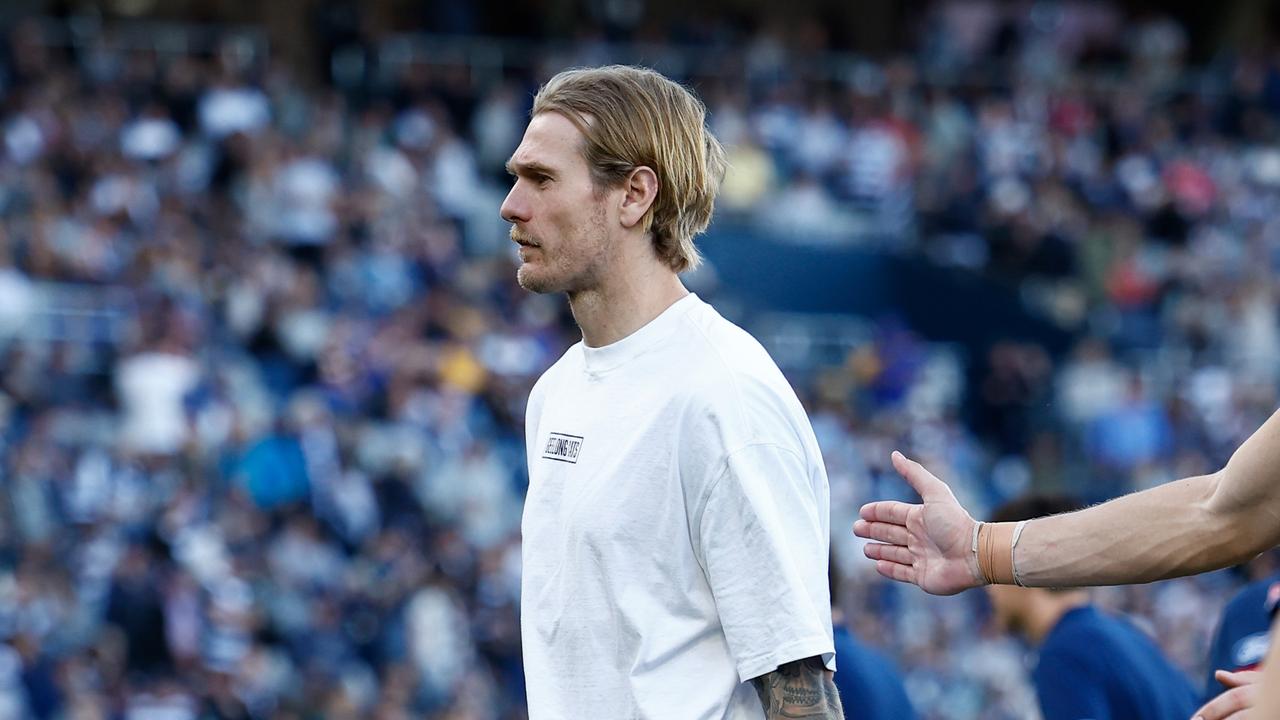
[517,265,561,294]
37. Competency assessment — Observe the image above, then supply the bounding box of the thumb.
[891,451,950,501]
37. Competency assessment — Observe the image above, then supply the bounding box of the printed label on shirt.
[1234,632,1270,667]
[542,432,584,464]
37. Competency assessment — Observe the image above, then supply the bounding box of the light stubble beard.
[516,261,555,294]
[513,206,611,296]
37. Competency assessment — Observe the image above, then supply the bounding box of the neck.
[1026,591,1090,644]
[568,254,689,348]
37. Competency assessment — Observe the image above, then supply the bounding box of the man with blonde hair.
[504,65,843,719]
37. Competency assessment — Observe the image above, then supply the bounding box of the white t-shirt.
[521,294,835,720]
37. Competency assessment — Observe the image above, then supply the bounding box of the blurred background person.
[1203,554,1280,693]
[829,560,916,720]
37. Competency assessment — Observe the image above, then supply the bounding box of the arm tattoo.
[750,656,844,719]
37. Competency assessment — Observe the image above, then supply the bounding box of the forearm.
[751,657,843,719]
[1017,412,1280,587]
[1016,473,1237,586]
[864,410,1280,595]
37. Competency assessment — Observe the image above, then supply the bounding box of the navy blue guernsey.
[831,624,917,720]
[1204,574,1280,697]
[1032,606,1198,720]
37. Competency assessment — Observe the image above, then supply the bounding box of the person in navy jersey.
[830,624,916,720]
[1194,559,1280,719]
[1204,569,1280,695]
[828,563,916,720]
[985,495,1199,720]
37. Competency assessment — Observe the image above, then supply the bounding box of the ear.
[617,166,659,231]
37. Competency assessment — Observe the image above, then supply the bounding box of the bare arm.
[856,409,1280,593]
[1022,408,1280,586]
[750,657,843,719]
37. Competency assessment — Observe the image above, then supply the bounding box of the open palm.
[853,451,983,596]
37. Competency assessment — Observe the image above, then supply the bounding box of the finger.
[1215,669,1261,689]
[1194,685,1254,720]
[874,559,916,585]
[864,542,913,565]
[858,500,913,526]
[1195,711,1250,720]
[891,450,949,501]
[854,521,911,546]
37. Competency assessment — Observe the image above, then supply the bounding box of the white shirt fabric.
[521,294,835,720]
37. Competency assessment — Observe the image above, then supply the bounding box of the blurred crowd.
[1,2,1279,718]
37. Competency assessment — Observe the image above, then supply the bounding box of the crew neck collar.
[580,293,701,375]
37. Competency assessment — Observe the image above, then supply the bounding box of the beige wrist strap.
[1011,519,1029,587]
[976,521,1018,586]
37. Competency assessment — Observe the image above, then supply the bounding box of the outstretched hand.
[853,451,983,596]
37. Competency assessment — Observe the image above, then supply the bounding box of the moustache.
[510,228,540,247]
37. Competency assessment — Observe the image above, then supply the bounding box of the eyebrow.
[505,158,557,178]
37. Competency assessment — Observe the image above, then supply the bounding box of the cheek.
[532,188,605,255]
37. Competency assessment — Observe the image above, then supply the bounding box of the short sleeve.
[694,441,834,683]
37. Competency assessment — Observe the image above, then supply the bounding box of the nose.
[500,183,529,225]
